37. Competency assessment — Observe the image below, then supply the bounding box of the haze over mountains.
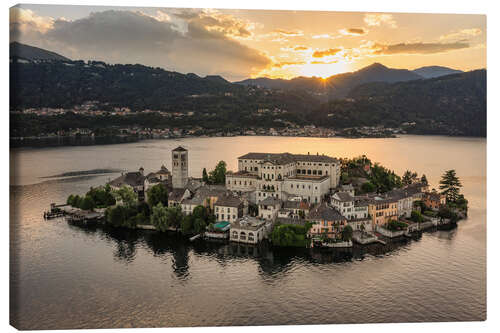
[10,42,485,137]
[236,63,464,99]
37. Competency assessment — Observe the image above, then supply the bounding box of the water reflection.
[67,222,455,281]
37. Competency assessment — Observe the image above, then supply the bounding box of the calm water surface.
[10,135,486,329]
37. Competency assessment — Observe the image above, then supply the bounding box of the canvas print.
[9,4,486,330]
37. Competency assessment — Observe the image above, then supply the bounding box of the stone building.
[172,146,188,189]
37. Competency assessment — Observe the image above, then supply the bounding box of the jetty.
[43,203,105,225]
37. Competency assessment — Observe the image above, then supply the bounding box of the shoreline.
[10,132,486,149]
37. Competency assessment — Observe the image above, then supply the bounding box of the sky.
[10,4,486,81]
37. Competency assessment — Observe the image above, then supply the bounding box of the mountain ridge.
[10,41,70,61]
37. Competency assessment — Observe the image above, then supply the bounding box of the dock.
[43,203,105,225]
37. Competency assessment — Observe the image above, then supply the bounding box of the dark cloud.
[11,9,270,81]
[372,41,470,55]
[346,28,365,35]
[312,48,342,58]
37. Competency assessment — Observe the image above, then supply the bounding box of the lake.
[9,135,486,329]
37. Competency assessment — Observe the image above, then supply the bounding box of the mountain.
[9,43,485,137]
[10,41,69,61]
[236,63,423,99]
[307,70,486,137]
[412,66,463,79]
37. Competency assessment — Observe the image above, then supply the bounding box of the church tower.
[172,146,188,188]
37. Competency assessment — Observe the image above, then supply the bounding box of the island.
[44,146,468,249]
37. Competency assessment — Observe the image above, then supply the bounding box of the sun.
[298,61,351,78]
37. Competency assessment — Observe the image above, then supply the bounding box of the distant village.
[11,103,408,139]
[46,146,464,249]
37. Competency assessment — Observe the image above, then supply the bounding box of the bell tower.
[172,146,188,188]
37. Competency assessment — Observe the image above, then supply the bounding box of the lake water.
[9,135,486,329]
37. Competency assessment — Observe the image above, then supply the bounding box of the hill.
[236,63,423,99]
[10,42,69,61]
[412,66,463,78]
[306,70,486,137]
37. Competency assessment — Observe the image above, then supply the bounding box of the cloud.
[339,28,367,36]
[312,48,342,58]
[10,8,271,81]
[272,61,306,68]
[272,28,304,37]
[364,13,397,28]
[371,41,470,55]
[312,33,337,39]
[310,60,338,65]
[440,28,482,41]
[10,7,54,40]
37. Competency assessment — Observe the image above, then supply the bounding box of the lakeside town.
[11,104,408,140]
[45,146,468,249]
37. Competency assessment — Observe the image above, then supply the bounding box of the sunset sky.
[10,4,486,81]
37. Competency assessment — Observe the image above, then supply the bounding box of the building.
[172,146,188,189]
[282,199,311,219]
[423,191,446,210]
[214,194,244,223]
[168,188,191,207]
[225,171,258,192]
[108,168,146,200]
[386,188,414,218]
[367,195,399,227]
[236,152,341,202]
[282,175,330,204]
[307,202,347,239]
[258,197,282,220]
[229,216,268,244]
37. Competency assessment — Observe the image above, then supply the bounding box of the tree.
[439,169,462,203]
[67,194,75,206]
[361,181,376,193]
[421,174,428,186]
[410,210,424,223]
[208,161,227,185]
[106,205,128,227]
[113,186,138,206]
[150,203,169,232]
[202,168,209,183]
[147,184,168,207]
[166,206,183,230]
[80,195,96,211]
[402,170,418,185]
[341,225,353,242]
[193,218,207,234]
[180,215,194,235]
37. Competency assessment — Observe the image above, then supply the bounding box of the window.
[307,170,311,175]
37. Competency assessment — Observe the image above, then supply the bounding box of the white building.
[237,152,341,191]
[258,197,282,220]
[230,216,268,244]
[225,171,258,192]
